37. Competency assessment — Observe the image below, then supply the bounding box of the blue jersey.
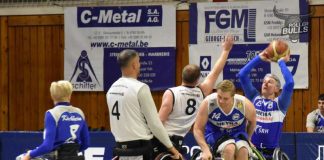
[238,56,294,150]
[205,93,247,146]
[306,109,324,132]
[30,102,90,158]
[251,96,285,149]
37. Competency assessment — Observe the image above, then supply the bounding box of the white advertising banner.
[64,5,176,91]
[189,0,309,89]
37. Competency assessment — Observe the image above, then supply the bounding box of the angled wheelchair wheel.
[250,146,266,160]
[154,152,174,160]
[272,148,290,160]
[190,149,202,160]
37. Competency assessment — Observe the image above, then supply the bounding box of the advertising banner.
[64,5,176,91]
[189,0,309,89]
[4,132,322,160]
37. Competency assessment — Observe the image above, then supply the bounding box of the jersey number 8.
[186,99,197,115]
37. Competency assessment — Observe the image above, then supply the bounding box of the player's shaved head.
[117,49,139,69]
[182,64,201,84]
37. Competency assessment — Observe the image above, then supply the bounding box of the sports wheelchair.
[189,135,266,160]
[263,147,290,160]
[16,143,84,160]
[190,142,290,160]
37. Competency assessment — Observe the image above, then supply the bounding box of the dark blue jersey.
[205,93,248,146]
[30,102,90,158]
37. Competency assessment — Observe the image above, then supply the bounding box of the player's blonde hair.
[216,80,236,97]
[50,80,73,102]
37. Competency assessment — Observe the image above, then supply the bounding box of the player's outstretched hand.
[259,51,272,63]
[222,34,234,52]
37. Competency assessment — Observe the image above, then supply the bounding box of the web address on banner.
[90,40,149,48]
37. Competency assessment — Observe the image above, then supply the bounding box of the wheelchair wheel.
[154,152,174,160]
[272,148,290,160]
[190,149,202,160]
[250,146,266,160]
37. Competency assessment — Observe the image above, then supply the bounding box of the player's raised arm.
[199,34,234,96]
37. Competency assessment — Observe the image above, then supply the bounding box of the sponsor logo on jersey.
[62,115,82,121]
[255,125,269,134]
[256,110,273,121]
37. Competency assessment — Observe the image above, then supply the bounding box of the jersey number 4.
[185,99,196,115]
[112,101,121,120]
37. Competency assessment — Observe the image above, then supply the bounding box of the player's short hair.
[264,73,281,89]
[50,80,73,102]
[216,80,236,96]
[117,49,139,68]
[319,94,324,101]
[182,64,201,84]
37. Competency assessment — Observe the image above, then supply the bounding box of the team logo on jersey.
[232,113,240,121]
[263,100,273,109]
[70,50,100,90]
[255,99,262,107]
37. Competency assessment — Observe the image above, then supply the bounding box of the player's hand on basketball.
[201,150,213,160]
[21,151,31,160]
[278,49,290,63]
[222,34,234,52]
[259,51,272,63]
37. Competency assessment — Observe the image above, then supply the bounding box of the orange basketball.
[264,40,290,62]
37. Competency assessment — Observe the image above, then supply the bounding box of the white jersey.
[107,77,152,142]
[164,86,204,137]
[306,109,324,132]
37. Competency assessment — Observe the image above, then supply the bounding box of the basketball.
[264,40,290,62]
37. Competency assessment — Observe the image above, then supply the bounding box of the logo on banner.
[77,6,163,27]
[200,56,211,78]
[316,145,324,160]
[200,56,211,71]
[286,55,300,76]
[84,147,105,160]
[70,50,100,90]
[273,6,310,43]
[205,8,256,42]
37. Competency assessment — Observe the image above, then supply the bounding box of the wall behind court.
[0,6,323,132]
